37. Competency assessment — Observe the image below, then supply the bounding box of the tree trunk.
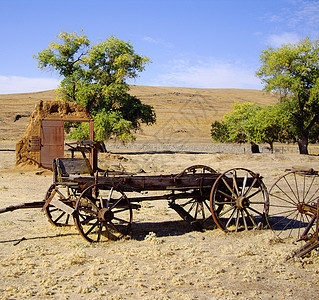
[269,142,274,153]
[297,135,309,154]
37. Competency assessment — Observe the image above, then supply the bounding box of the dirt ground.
[1,87,319,299]
[1,139,319,299]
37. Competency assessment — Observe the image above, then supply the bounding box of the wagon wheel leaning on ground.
[44,184,77,226]
[73,184,133,243]
[172,165,218,229]
[267,170,319,241]
[210,168,269,232]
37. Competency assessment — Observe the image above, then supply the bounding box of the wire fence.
[106,142,319,155]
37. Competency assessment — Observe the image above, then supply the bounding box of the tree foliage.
[256,37,319,154]
[34,31,156,142]
[211,102,290,152]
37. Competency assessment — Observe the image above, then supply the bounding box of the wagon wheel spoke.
[78,214,96,225]
[214,200,234,205]
[241,210,248,231]
[215,189,235,201]
[180,198,195,207]
[268,203,297,209]
[246,206,264,217]
[278,211,302,238]
[74,184,132,243]
[245,187,263,200]
[285,174,300,203]
[275,181,299,206]
[85,220,100,236]
[203,199,211,211]
[242,177,257,198]
[210,168,268,232]
[97,223,104,242]
[225,207,237,228]
[235,209,240,231]
[200,202,206,219]
[303,175,314,202]
[78,207,98,216]
[221,177,237,199]
[105,187,114,208]
[109,196,125,210]
[243,207,258,228]
[187,200,197,215]
[270,187,298,207]
[304,176,319,203]
[113,216,131,224]
[112,207,131,214]
[308,192,319,204]
[232,170,240,195]
[241,174,248,196]
[108,221,119,234]
[53,211,66,223]
[188,198,213,227]
[268,171,319,241]
[267,208,297,218]
[219,205,236,218]
[44,184,76,227]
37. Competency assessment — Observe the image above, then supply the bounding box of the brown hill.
[0,86,277,144]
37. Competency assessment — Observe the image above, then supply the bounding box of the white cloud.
[142,36,160,44]
[264,1,319,46]
[294,0,319,33]
[0,76,60,94]
[146,59,262,90]
[266,32,301,48]
[141,36,172,48]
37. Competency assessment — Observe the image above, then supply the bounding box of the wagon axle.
[236,196,250,209]
[98,208,114,222]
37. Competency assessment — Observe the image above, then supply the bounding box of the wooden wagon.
[1,141,269,243]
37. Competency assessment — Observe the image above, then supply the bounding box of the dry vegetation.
[1,86,319,299]
[0,86,277,143]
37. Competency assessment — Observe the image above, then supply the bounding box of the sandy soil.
[1,140,319,299]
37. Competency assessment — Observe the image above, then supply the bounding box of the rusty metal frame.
[40,118,94,170]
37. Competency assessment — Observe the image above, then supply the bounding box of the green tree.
[249,103,291,152]
[211,120,229,142]
[256,37,319,154]
[223,102,261,143]
[211,102,290,152]
[211,102,261,144]
[34,31,156,142]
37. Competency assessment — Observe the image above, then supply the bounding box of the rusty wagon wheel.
[210,168,269,232]
[44,184,76,226]
[267,170,319,241]
[177,165,216,176]
[73,184,132,243]
[174,165,217,228]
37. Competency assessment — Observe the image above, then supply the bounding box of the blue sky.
[0,0,318,94]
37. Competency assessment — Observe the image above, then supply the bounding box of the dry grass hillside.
[0,86,277,144]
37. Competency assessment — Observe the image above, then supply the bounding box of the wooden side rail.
[53,157,94,183]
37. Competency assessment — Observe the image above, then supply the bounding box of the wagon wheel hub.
[98,208,114,222]
[236,196,249,209]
